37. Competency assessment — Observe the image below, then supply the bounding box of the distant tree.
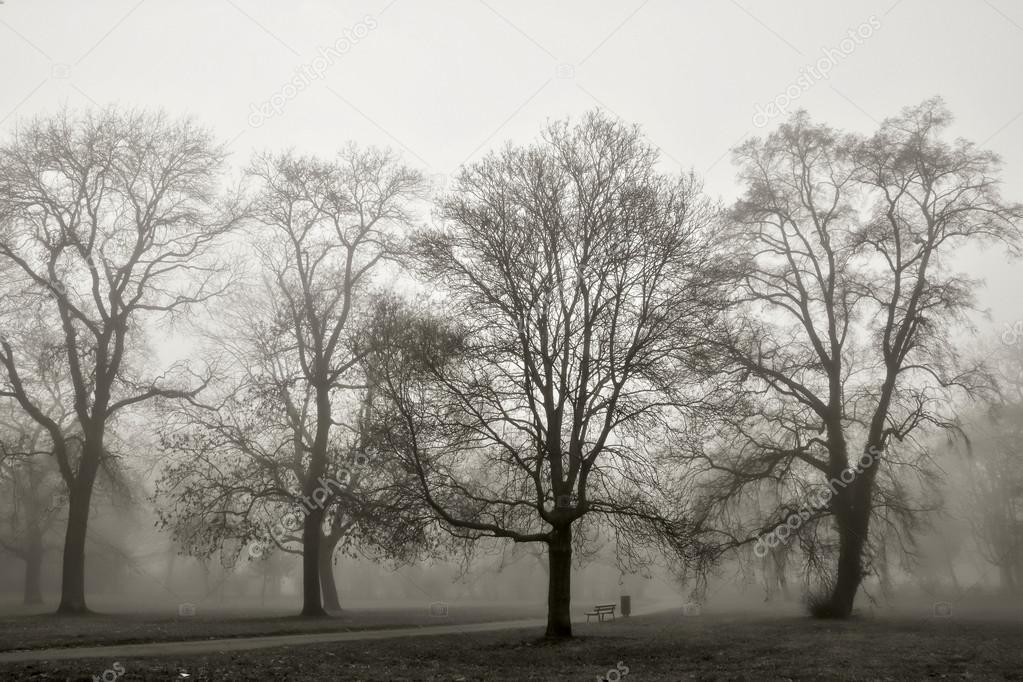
[0,408,64,604]
[156,148,425,617]
[0,109,240,613]
[371,112,725,638]
[700,98,1022,617]
[156,376,431,613]
[951,342,1023,593]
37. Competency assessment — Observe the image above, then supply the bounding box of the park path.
[0,601,681,662]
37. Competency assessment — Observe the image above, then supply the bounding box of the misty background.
[1,0,1021,630]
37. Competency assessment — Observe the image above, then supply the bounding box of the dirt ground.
[2,606,1022,681]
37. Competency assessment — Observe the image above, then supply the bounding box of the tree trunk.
[201,559,210,593]
[829,527,862,616]
[23,544,43,605]
[545,525,573,638]
[268,560,281,599]
[999,562,1016,595]
[319,542,341,612]
[945,552,961,592]
[828,503,868,618]
[300,507,327,617]
[163,548,177,592]
[57,467,97,615]
[299,378,332,618]
[261,562,268,607]
[779,571,791,601]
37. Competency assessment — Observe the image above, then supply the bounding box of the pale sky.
[1,0,1021,332]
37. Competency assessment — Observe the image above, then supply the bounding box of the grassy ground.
[3,608,1023,681]
[0,602,545,652]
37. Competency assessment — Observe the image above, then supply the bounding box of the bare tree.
[155,368,431,614]
[0,109,240,613]
[0,407,64,604]
[951,342,1023,593]
[372,112,724,638]
[700,98,1022,617]
[158,147,423,617]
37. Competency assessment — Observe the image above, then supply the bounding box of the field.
[2,601,1022,681]
[0,602,545,652]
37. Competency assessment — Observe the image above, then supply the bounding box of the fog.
[4,398,1020,618]
[1,2,1022,680]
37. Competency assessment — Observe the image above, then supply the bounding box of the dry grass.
[3,607,1023,680]
[0,603,545,652]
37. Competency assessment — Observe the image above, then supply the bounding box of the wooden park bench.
[585,603,616,623]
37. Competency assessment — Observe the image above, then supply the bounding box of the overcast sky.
[1,0,1020,333]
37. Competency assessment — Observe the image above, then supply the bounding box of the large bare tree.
[373,112,724,638]
[155,366,430,614]
[0,109,240,613]
[171,148,423,617]
[700,98,1022,617]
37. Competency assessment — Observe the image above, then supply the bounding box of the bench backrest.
[594,604,616,612]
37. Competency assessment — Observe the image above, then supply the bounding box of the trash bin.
[620,594,631,617]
